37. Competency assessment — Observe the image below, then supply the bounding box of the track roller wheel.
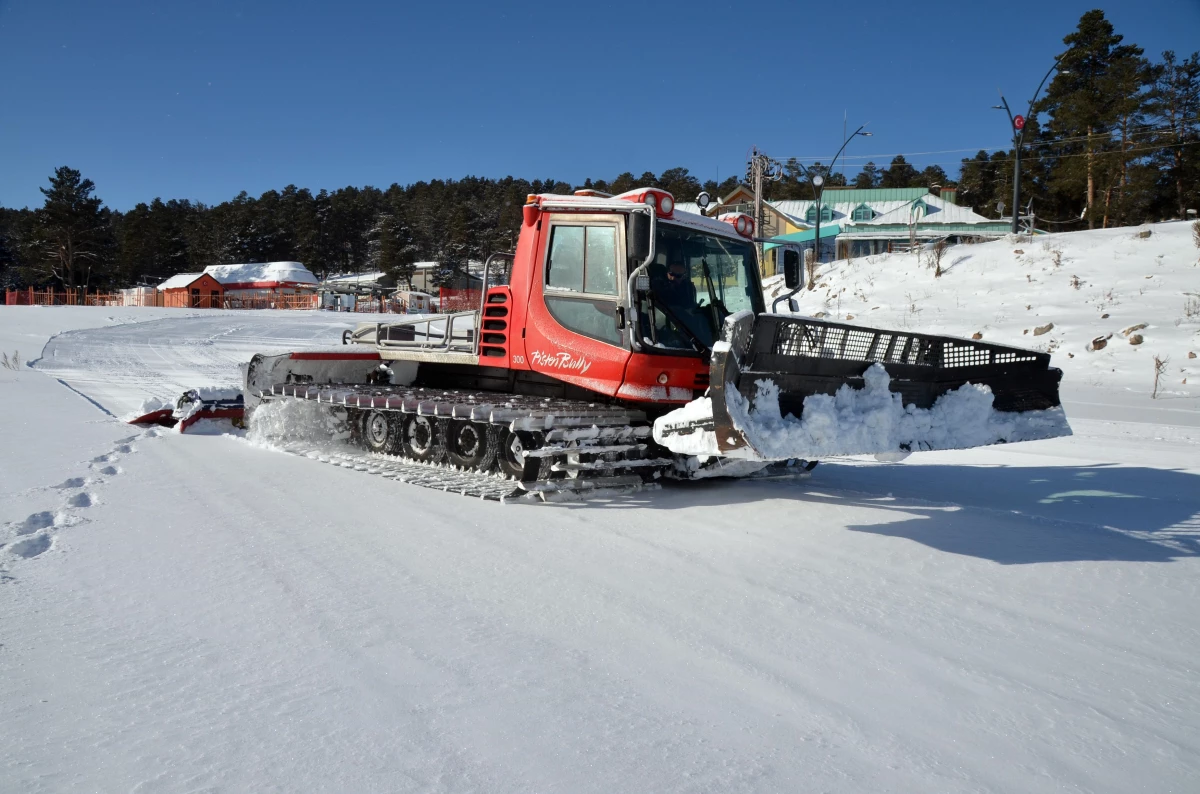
[401,414,446,464]
[445,420,497,471]
[361,409,401,454]
[495,427,543,480]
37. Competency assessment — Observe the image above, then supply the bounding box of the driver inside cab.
[659,260,696,309]
[647,254,705,349]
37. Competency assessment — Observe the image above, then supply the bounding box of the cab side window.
[544,223,622,346]
[547,225,618,296]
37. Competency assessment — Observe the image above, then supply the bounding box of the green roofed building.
[677,185,1023,274]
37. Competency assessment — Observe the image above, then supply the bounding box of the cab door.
[523,213,630,396]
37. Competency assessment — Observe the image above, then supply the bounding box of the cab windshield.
[643,222,761,351]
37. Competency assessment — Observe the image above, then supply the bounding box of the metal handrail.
[375,310,479,354]
[625,205,657,353]
[474,251,515,356]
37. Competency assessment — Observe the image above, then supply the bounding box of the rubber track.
[271,442,662,502]
[260,384,674,499]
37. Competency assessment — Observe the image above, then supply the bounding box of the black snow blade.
[705,312,1066,458]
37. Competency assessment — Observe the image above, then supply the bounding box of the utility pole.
[994,56,1066,235]
[746,148,783,276]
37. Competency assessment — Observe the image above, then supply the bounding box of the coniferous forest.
[1,10,1195,292]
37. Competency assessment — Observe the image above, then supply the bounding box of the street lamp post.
[994,57,1066,235]
[811,174,824,267]
[809,124,872,263]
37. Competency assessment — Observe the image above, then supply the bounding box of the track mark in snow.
[65,492,96,509]
[97,465,121,476]
[9,534,51,559]
[53,511,87,528]
[53,477,88,490]
[8,511,55,535]
[91,453,114,464]
[114,444,135,454]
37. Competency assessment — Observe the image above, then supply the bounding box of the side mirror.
[627,212,651,262]
[783,249,801,289]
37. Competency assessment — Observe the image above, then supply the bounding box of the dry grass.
[931,240,948,278]
[1153,354,1170,399]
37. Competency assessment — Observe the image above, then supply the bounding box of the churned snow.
[655,363,1074,459]
[701,365,1071,459]
[2,222,1200,792]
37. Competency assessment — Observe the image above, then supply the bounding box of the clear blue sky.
[1,0,1197,211]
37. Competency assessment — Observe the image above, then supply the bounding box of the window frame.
[542,214,626,301]
[806,204,834,224]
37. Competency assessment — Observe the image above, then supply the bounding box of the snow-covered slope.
[24,308,376,418]
[766,221,1200,419]
[2,251,1200,792]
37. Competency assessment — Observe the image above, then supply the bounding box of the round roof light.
[735,216,747,234]
[659,194,674,214]
[696,191,711,209]
[812,174,825,188]
[644,193,657,208]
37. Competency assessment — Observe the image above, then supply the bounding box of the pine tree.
[881,156,919,188]
[0,208,23,288]
[1146,50,1200,219]
[919,165,949,189]
[23,167,114,289]
[375,212,418,287]
[610,172,637,194]
[656,167,701,201]
[1037,10,1148,228]
[853,162,882,188]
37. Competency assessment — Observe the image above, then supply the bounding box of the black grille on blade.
[741,316,1061,414]
[771,320,1044,369]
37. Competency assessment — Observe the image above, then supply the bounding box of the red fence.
[5,288,319,310]
[221,293,319,310]
[5,287,91,306]
[438,288,481,313]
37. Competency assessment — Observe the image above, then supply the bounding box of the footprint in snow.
[7,511,55,536]
[114,444,135,454]
[65,492,96,509]
[97,465,120,477]
[53,477,88,490]
[91,453,114,464]
[116,436,139,444]
[9,534,52,559]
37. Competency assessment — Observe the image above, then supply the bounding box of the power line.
[782,122,1191,168]
[777,138,1197,174]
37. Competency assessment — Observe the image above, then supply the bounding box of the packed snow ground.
[2,225,1200,792]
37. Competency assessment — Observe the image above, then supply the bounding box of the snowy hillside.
[767,221,1200,416]
[2,269,1200,790]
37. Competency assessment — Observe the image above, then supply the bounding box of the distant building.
[678,185,1018,272]
[408,261,483,294]
[201,261,318,296]
[156,261,319,308]
[157,273,224,308]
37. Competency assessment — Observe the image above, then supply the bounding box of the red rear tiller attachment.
[128,390,245,432]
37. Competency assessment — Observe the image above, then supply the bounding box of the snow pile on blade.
[655,363,1071,460]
